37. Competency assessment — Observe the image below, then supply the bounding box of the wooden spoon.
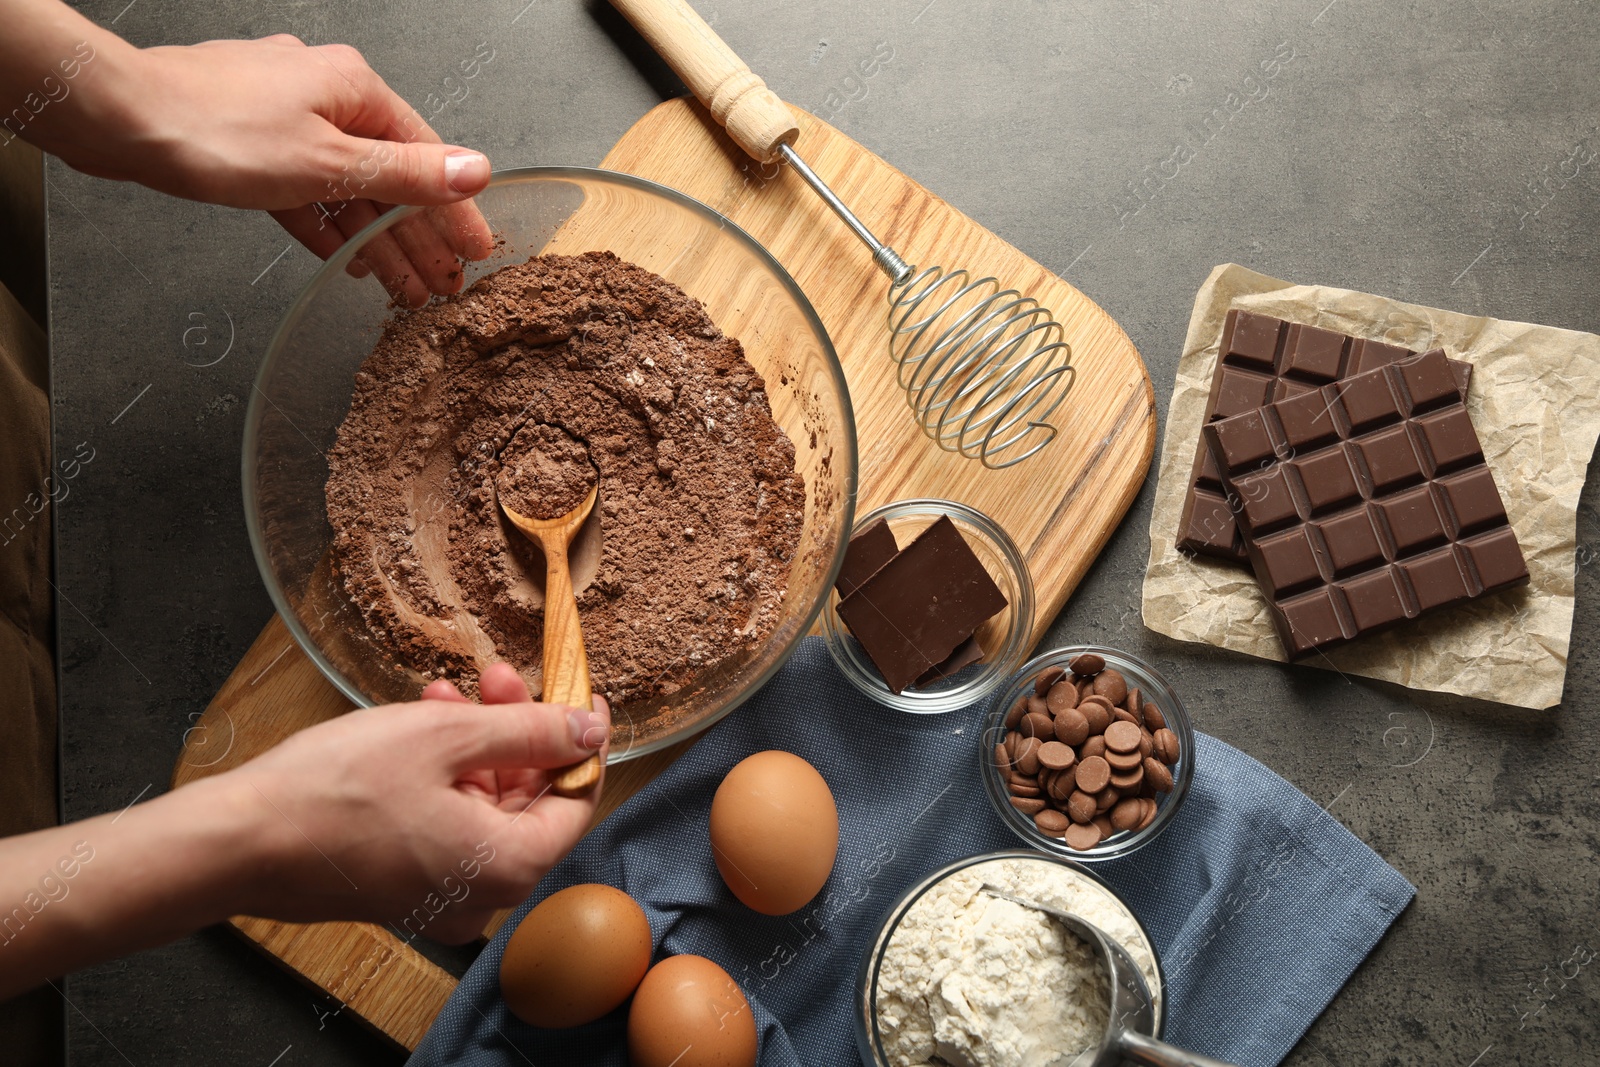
[495,480,603,797]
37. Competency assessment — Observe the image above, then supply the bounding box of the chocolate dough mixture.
[326,251,806,704]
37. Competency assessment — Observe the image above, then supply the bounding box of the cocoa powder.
[496,423,596,520]
[325,251,806,705]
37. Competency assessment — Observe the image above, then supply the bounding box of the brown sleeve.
[0,275,54,842]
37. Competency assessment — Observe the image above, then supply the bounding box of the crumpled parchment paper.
[1140,263,1600,709]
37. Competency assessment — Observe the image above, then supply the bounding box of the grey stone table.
[50,0,1598,1063]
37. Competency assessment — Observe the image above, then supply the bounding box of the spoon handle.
[541,538,601,796]
[1117,1031,1240,1067]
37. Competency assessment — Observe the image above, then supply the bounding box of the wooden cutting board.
[169,97,1154,1051]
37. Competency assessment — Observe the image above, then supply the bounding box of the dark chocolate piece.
[1177,309,1473,561]
[836,516,1008,693]
[912,634,986,688]
[1202,349,1527,659]
[835,517,899,599]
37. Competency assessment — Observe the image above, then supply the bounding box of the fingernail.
[444,150,489,194]
[568,708,609,750]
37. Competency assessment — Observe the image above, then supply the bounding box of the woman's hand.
[20,27,493,305]
[230,663,609,943]
[0,664,608,999]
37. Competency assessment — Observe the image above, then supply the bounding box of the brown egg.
[498,884,652,1028]
[709,750,839,915]
[627,954,757,1067]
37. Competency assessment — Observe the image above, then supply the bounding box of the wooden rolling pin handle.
[610,0,799,162]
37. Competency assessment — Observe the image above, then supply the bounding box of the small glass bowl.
[853,849,1165,1066]
[980,647,1195,861]
[820,499,1034,713]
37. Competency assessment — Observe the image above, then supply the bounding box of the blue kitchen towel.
[410,637,1414,1067]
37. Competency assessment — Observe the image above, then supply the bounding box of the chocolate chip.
[1079,734,1107,760]
[1074,755,1111,793]
[1037,740,1076,771]
[1064,822,1102,851]
[1066,791,1097,823]
[1034,665,1066,696]
[1110,798,1143,832]
[1112,707,1139,725]
[1027,694,1050,718]
[1078,700,1112,735]
[992,743,1011,776]
[1091,814,1114,840]
[1143,703,1167,731]
[1109,765,1144,791]
[1094,787,1119,814]
[1092,669,1128,705]
[1137,799,1157,830]
[1105,747,1142,772]
[1069,652,1105,677]
[1137,729,1154,760]
[1016,736,1042,776]
[1052,708,1089,746]
[1021,712,1054,739]
[1126,687,1143,721]
[1035,808,1070,834]
[1045,680,1078,715]
[1005,698,1027,730]
[1143,756,1174,793]
[1154,728,1181,764]
[1104,720,1141,754]
[1008,782,1042,798]
[1010,796,1046,815]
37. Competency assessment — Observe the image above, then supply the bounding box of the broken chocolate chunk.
[836,515,1008,693]
[912,634,987,687]
[835,516,899,599]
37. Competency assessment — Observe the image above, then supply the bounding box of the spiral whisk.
[610,0,1076,466]
[778,146,1074,468]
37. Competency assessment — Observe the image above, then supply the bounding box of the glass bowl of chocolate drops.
[981,647,1194,860]
[821,499,1034,713]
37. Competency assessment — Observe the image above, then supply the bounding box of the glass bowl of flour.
[855,851,1163,1067]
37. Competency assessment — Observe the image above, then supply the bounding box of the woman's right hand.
[221,663,608,943]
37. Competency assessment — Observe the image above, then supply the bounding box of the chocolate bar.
[1201,348,1527,659]
[1177,310,1473,561]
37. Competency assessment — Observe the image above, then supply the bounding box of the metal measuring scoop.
[977,885,1239,1067]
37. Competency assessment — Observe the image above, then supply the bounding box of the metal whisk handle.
[777,144,914,287]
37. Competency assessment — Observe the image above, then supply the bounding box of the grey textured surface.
[46,0,1598,1064]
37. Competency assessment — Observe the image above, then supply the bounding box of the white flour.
[874,857,1160,1067]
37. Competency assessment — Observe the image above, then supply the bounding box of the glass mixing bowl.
[244,167,856,762]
